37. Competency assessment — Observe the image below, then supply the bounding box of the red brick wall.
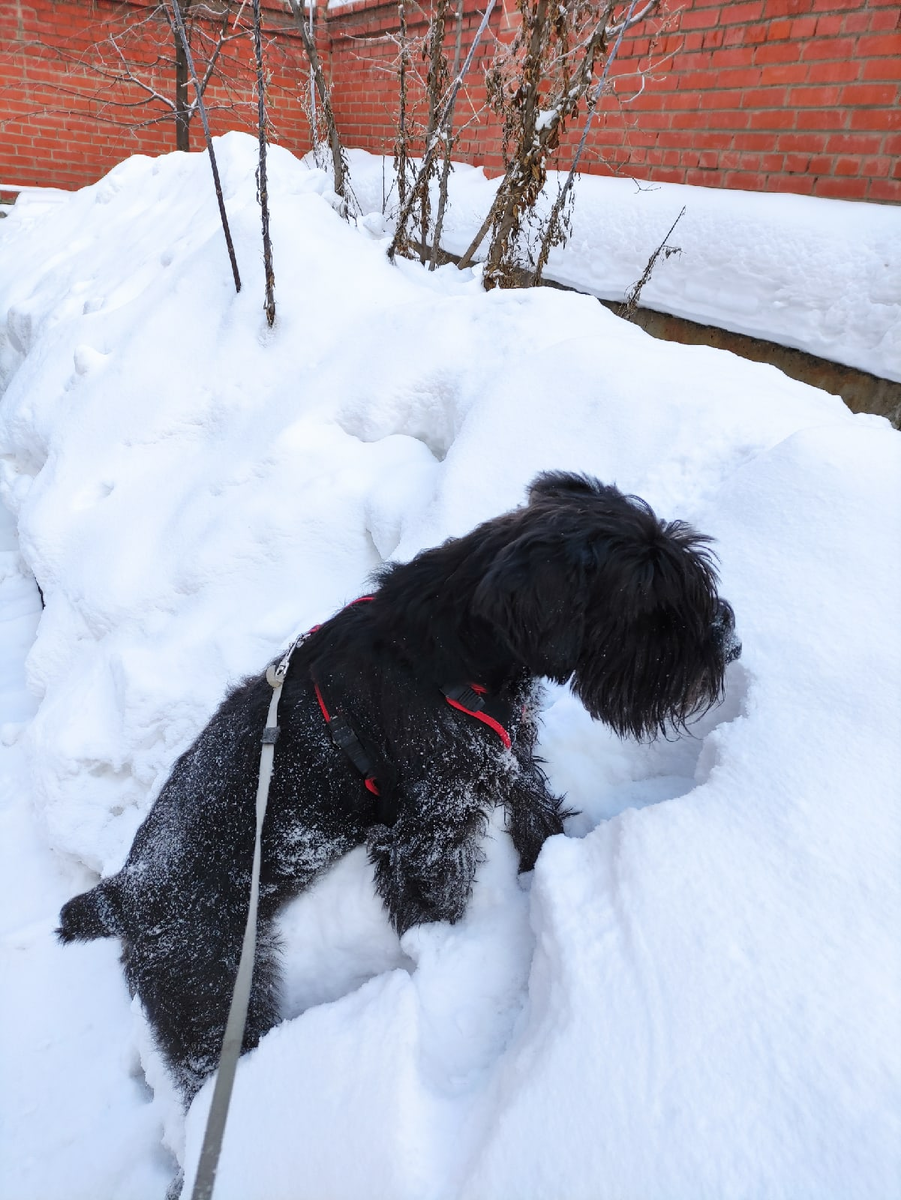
[1,0,898,202]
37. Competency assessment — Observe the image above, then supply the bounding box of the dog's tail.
[57,879,125,944]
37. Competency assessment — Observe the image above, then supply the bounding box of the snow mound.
[0,133,898,1200]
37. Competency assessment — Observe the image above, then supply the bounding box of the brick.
[754,40,803,63]
[699,89,747,109]
[800,36,855,59]
[733,131,776,149]
[840,81,900,105]
[812,0,866,10]
[788,84,842,105]
[765,18,792,39]
[711,47,755,68]
[860,155,891,176]
[817,16,851,39]
[765,174,817,194]
[856,32,901,56]
[778,130,827,150]
[795,107,847,129]
[718,67,765,87]
[785,151,812,171]
[790,16,818,38]
[861,56,901,81]
[749,107,796,128]
[813,175,867,198]
[740,85,788,106]
[763,0,816,17]
[825,131,885,153]
[759,62,808,84]
[720,2,766,24]
[868,179,901,203]
[833,155,860,174]
[724,169,765,189]
[806,59,860,83]
[868,9,901,31]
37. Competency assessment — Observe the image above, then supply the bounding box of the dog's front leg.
[502,763,569,873]
[367,782,489,936]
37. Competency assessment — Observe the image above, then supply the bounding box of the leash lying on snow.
[190,601,515,1199]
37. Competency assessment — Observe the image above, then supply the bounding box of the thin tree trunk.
[287,0,351,210]
[252,0,275,325]
[173,0,194,150]
[168,0,242,292]
[387,0,496,263]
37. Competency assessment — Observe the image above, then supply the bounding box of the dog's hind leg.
[122,910,282,1101]
[57,878,125,943]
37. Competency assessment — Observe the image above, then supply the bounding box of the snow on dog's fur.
[59,472,741,1100]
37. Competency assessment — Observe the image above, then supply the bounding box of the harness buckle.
[442,683,485,712]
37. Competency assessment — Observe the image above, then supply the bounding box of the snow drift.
[0,134,898,1200]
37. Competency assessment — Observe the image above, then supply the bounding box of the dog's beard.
[570,632,730,741]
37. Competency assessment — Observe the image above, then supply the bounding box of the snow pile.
[346,149,901,383]
[0,133,899,1200]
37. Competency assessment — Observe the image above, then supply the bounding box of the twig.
[287,0,356,215]
[168,0,242,292]
[386,0,496,263]
[532,0,652,285]
[619,205,685,320]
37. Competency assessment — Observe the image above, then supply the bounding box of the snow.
[344,148,901,383]
[0,132,899,1200]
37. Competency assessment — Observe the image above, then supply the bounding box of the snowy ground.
[0,133,899,1200]
[342,148,901,383]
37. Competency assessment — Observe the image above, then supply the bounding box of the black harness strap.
[441,682,514,749]
[307,596,516,828]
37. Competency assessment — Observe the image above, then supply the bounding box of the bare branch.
[167,0,242,291]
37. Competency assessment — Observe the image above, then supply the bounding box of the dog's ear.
[527,471,604,506]
[470,528,588,681]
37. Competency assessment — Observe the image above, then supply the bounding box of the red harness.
[305,597,513,819]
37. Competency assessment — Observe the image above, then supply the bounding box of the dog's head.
[472,472,740,739]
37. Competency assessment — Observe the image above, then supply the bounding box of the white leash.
[189,637,301,1200]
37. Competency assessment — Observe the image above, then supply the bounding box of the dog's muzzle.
[713,599,741,664]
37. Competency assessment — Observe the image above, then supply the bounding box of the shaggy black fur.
[58,472,740,1099]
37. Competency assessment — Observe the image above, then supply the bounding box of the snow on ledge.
[345,149,901,384]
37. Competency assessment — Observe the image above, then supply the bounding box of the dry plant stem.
[457,188,502,268]
[252,0,276,325]
[532,0,651,285]
[419,0,449,263]
[620,205,685,320]
[410,0,451,265]
[387,0,497,263]
[483,0,628,289]
[396,0,410,214]
[168,0,242,292]
[287,0,351,209]
[429,142,454,270]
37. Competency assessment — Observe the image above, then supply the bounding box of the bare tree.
[386,0,497,264]
[287,0,355,216]
[169,0,242,291]
[20,0,253,150]
[252,0,276,324]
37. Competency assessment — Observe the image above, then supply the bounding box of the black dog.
[58,472,740,1099]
